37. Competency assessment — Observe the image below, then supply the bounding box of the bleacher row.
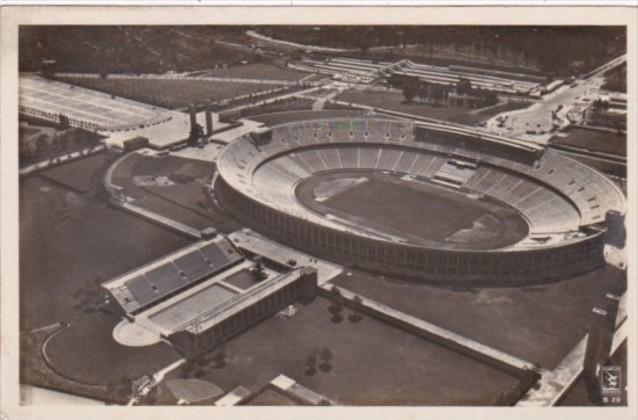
[19,76,172,132]
[108,239,242,314]
[216,118,626,245]
[301,57,541,94]
[464,167,581,233]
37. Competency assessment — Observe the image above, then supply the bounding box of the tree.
[329,286,344,314]
[402,84,417,104]
[457,77,473,95]
[305,353,317,376]
[188,122,204,146]
[348,295,364,323]
[319,348,333,363]
[58,113,70,129]
[35,135,49,156]
[252,259,267,282]
[328,287,344,323]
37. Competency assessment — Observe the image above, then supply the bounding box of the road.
[484,54,626,141]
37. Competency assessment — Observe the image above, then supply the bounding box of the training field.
[336,90,471,121]
[45,311,181,385]
[298,173,528,249]
[551,127,626,157]
[20,165,193,330]
[331,264,626,369]
[335,90,530,125]
[110,152,242,234]
[56,77,285,109]
[172,296,520,405]
[199,63,309,81]
[246,109,371,126]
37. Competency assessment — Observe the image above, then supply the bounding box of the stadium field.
[297,173,528,249]
[56,77,285,109]
[551,127,626,157]
[172,296,520,405]
[330,264,626,369]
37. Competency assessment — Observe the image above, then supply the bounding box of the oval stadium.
[214,117,625,287]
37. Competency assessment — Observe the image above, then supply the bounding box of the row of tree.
[394,75,498,108]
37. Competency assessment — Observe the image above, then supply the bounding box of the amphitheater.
[215,117,625,287]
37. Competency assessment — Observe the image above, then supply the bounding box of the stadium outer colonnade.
[213,117,623,287]
[216,176,605,287]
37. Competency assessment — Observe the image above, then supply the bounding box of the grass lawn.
[551,127,626,157]
[174,296,519,405]
[240,97,315,118]
[322,177,507,242]
[39,153,113,194]
[452,101,532,126]
[336,90,532,126]
[45,310,181,386]
[331,265,626,369]
[20,174,193,330]
[246,109,371,126]
[200,63,309,81]
[336,90,471,121]
[56,77,282,109]
[111,153,242,234]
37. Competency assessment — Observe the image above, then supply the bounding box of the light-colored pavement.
[228,229,343,285]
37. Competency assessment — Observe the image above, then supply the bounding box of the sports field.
[240,97,315,118]
[245,109,371,126]
[110,152,241,234]
[551,127,626,157]
[56,77,284,109]
[199,63,309,81]
[20,168,193,330]
[168,296,520,405]
[331,265,626,369]
[45,311,181,386]
[336,90,531,126]
[297,173,528,249]
[336,90,471,121]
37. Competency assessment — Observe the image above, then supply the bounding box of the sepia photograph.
[0,5,635,419]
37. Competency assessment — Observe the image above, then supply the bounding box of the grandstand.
[297,57,544,94]
[19,75,172,132]
[102,235,318,357]
[102,236,243,315]
[215,117,625,286]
